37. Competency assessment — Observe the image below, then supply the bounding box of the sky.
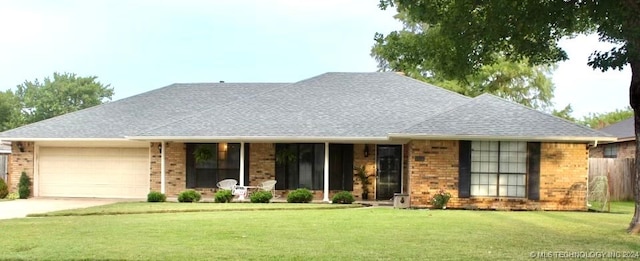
[0,0,631,118]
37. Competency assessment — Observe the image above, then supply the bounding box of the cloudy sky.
[0,0,630,118]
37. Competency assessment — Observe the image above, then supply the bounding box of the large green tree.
[14,72,114,125]
[0,90,22,131]
[372,22,556,110]
[377,0,640,233]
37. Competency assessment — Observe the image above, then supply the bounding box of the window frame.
[469,141,528,198]
[186,143,241,188]
[603,144,618,158]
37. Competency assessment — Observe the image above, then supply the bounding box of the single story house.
[0,72,614,210]
[589,117,635,158]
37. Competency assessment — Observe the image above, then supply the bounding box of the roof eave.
[125,135,393,143]
[388,133,617,143]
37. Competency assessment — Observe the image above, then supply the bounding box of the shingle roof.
[137,72,470,138]
[395,94,612,140]
[0,72,613,142]
[598,117,634,141]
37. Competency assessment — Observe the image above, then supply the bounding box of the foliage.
[0,90,22,131]
[287,188,313,203]
[332,191,355,204]
[588,176,610,212]
[372,20,556,110]
[354,165,374,196]
[0,178,8,199]
[177,189,201,203]
[14,72,114,126]
[147,191,166,202]
[214,189,234,203]
[193,145,214,164]
[18,172,30,199]
[551,104,577,122]
[580,107,633,129]
[377,0,640,232]
[431,188,452,209]
[250,191,273,203]
[275,147,297,164]
[6,192,19,200]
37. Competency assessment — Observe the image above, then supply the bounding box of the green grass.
[28,202,361,217]
[0,202,638,260]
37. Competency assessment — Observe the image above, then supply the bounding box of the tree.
[14,72,114,125]
[372,22,556,110]
[581,107,634,129]
[377,0,640,233]
[0,90,22,131]
[552,104,577,123]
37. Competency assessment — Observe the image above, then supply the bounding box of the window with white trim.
[470,141,527,197]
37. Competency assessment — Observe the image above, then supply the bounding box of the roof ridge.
[394,73,472,101]
[398,96,477,133]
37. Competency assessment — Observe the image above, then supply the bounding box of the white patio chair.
[216,179,238,191]
[258,180,278,198]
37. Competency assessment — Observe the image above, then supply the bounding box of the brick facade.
[407,140,589,211]
[7,142,34,196]
[353,144,376,200]
[589,141,635,159]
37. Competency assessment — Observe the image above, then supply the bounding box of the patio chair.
[258,180,278,198]
[216,179,238,192]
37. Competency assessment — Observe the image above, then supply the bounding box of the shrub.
[287,188,313,203]
[0,178,8,199]
[6,192,19,200]
[18,172,31,199]
[332,191,355,204]
[177,189,201,203]
[431,188,452,209]
[250,191,273,203]
[147,191,166,202]
[214,190,234,203]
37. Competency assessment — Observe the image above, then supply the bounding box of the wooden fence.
[588,158,635,201]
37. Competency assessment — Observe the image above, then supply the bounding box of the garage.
[38,147,149,198]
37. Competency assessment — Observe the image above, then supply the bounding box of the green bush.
[0,178,8,199]
[287,188,313,203]
[18,172,31,199]
[250,191,273,203]
[6,192,18,200]
[214,190,234,203]
[147,191,166,202]
[332,191,355,204]
[177,189,201,203]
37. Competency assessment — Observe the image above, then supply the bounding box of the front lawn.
[0,202,638,260]
[28,201,360,217]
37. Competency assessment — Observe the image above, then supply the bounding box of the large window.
[275,143,325,190]
[470,141,527,197]
[275,143,354,191]
[604,144,617,158]
[186,143,240,188]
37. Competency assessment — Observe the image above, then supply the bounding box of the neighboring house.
[590,117,635,159]
[0,72,614,210]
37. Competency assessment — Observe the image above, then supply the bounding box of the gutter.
[387,133,618,143]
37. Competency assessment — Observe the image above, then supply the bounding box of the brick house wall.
[589,141,636,159]
[7,142,34,195]
[407,140,588,211]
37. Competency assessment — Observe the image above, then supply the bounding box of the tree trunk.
[628,59,640,234]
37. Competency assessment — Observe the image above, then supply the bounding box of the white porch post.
[160,141,166,194]
[239,142,245,187]
[323,142,330,202]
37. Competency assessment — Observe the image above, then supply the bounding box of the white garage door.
[38,147,149,198]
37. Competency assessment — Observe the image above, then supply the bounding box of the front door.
[376,145,402,200]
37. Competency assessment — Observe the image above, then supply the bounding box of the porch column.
[239,142,245,187]
[323,142,330,202]
[160,141,166,194]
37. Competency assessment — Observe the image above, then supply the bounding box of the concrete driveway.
[0,198,120,220]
